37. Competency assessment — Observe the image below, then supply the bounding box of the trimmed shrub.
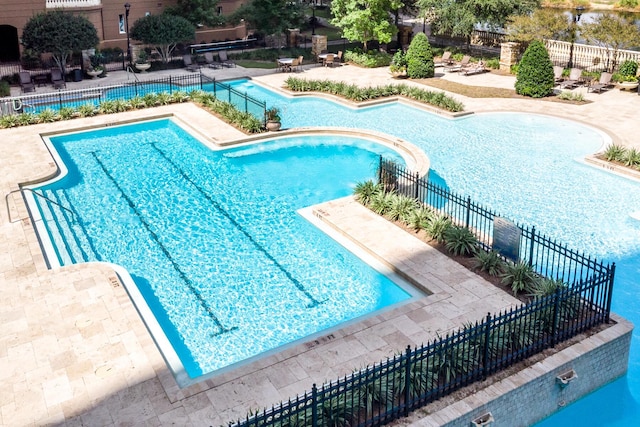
[515,40,555,98]
[0,80,10,97]
[618,60,638,78]
[405,33,434,79]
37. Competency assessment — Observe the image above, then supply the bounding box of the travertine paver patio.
[1,64,639,426]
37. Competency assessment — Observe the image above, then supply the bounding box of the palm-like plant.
[407,206,434,231]
[426,215,452,243]
[369,191,394,216]
[444,225,478,256]
[353,180,381,206]
[501,261,538,295]
[387,194,418,222]
[473,250,504,276]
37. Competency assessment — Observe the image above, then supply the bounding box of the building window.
[217,6,222,15]
[119,14,125,34]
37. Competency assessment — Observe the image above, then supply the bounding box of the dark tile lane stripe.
[90,151,235,337]
[150,143,322,308]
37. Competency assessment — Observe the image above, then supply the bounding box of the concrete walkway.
[1,63,639,426]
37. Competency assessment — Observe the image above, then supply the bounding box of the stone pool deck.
[1,64,639,425]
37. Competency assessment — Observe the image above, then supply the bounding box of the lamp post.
[308,0,316,36]
[568,5,585,69]
[124,3,131,67]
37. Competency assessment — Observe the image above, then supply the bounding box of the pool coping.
[2,79,638,424]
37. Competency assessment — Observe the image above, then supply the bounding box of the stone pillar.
[311,35,327,56]
[287,29,300,48]
[500,42,520,73]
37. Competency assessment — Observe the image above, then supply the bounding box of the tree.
[515,40,554,98]
[130,14,196,63]
[418,0,539,46]
[580,14,640,72]
[165,0,225,28]
[229,0,304,37]
[506,8,572,44]
[405,32,434,78]
[331,0,404,51]
[21,11,99,77]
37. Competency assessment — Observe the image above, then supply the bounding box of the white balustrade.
[46,0,101,8]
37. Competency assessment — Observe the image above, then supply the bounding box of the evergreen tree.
[405,32,434,79]
[515,40,555,98]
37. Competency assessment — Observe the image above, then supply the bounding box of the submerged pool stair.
[34,189,98,266]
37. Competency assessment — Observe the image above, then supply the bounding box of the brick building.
[0,0,246,62]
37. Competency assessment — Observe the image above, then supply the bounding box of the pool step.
[37,189,98,265]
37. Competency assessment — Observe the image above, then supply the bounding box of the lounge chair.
[204,52,221,69]
[182,55,200,72]
[434,51,453,67]
[444,55,470,72]
[553,66,565,84]
[559,68,583,89]
[217,51,236,68]
[588,72,613,93]
[19,71,35,93]
[51,68,66,89]
[463,60,487,76]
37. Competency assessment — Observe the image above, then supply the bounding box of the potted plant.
[614,60,638,90]
[87,54,104,79]
[265,107,281,131]
[135,50,151,73]
[389,50,408,78]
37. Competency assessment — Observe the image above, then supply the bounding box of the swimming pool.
[32,118,416,384]
[30,77,640,421]
[231,79,640,424]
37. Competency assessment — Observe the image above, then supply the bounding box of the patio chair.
[323,54,335,67]
[51,68,66,89]
[588,72,613,93]
[336,51,343,64]
[434,51,453,67]
[559,68,583,89]
[463,60,487,76]
[444,55,470,72]
[19,71,35,93]
[553,66,565,84]
[293,56,304,72]
[204,52,221,69]
[182,55,200,72]
[218,51,236,68]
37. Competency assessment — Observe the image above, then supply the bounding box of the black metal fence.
[379,158,612,286]
[230,158,615,427]
[1,74,266,121]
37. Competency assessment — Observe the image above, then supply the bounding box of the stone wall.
[409,314,633,427]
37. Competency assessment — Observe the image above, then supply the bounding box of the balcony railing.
[46,0,101,8]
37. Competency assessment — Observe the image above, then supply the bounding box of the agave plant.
[77,103,98,117]
[444,225,478,256]
[18,112,38,126]
[623,148,640,168]
[0,114,20,128]
[353,180,381,206]
[501,261,538,295]
[472,249,504,276]
[37,108,59,123]
[128,96,146,109]
[57,106,77,120]
[407,206,434,231]
[98,100,117,114]
[426,214,452,243]
[369,191,394,216]
[387,194,417,222]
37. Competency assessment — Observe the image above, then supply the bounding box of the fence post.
[465,196,471,229]
[213,78,217,97]
[605,262,616,323]
[528,226,536,267]
[482,312,491,379]
[551,286,561,347]
[403,345,412,416]
[245,93,248,113]
[378,156,383,185]
[311,384,318,426]
[414,172,420,200]
[58,92,63,110]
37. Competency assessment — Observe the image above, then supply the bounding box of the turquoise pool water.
[229,79,640,425]
[35,119,412,379]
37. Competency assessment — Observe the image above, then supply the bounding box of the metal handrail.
[5,188,75,223]
[126,65,140,82]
